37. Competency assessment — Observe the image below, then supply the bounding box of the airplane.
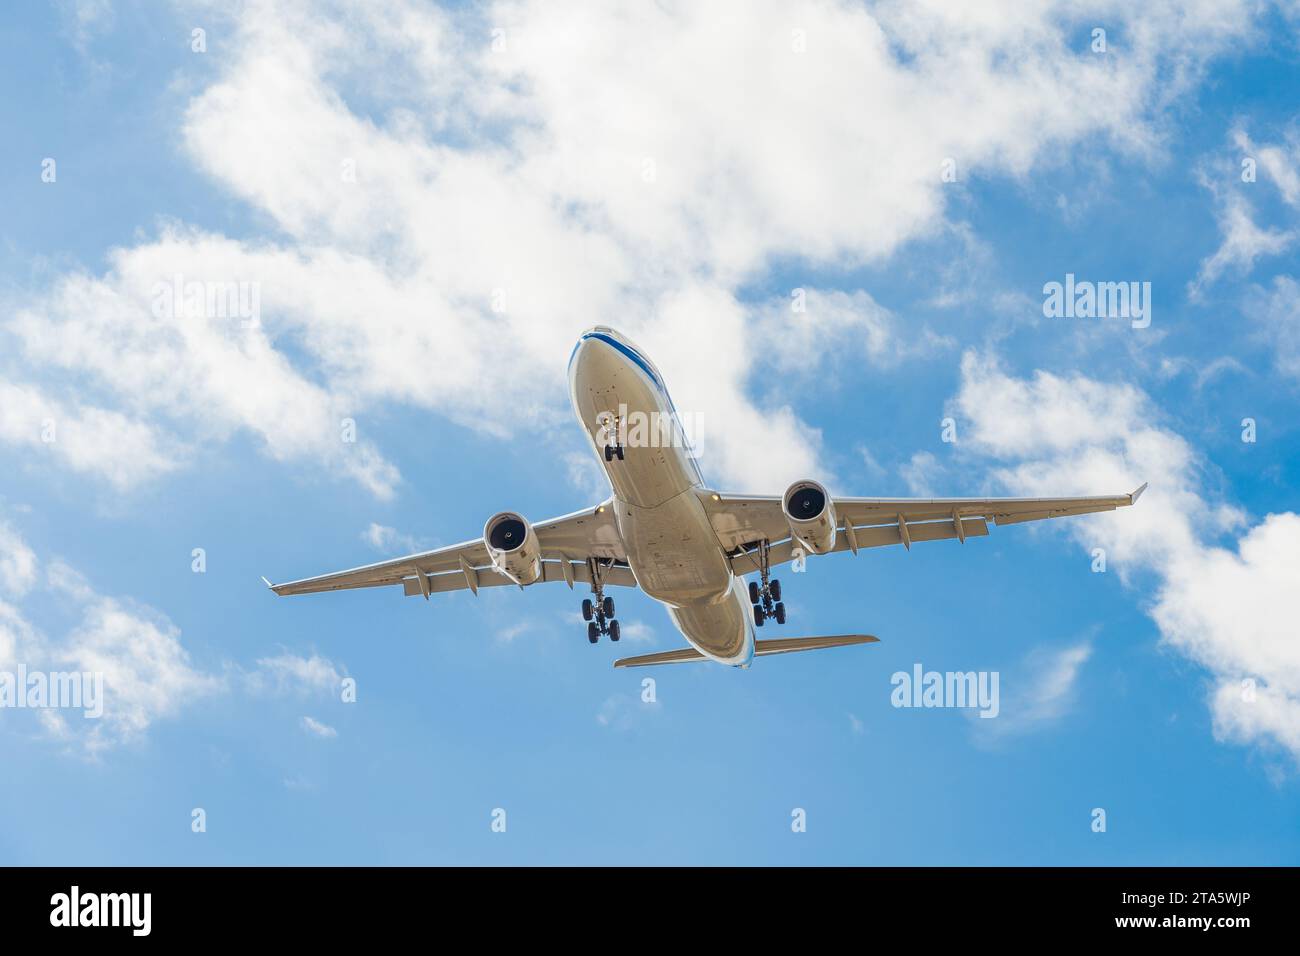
[267,326,1146,668]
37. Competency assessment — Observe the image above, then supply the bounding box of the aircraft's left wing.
[706,484,1147,574]
[268,501,633,598]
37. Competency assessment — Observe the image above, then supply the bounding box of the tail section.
[612,634,878,668]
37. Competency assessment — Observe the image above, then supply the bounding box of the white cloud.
[953,352,1300,763]
[1232,126,1300,208]
[1247,275,1300,381]
[0,521,38,597]
[755,289,920,374]
[0,517,353,754]
[900,451,943,497]
[361,522,421,554]
[58,0,114,55]
[5,0,1277,497]
[0,524,220,754]
[49,589,221,751]
[0,379,180,490]
[495,620,533,644]
[300,715,338,738]
[247,652,344,695]
[613,620,655,645]
[1157,514,1300,756]
[563,452,610,502]
[1189,193,1294,297]
[980,641,1093,739]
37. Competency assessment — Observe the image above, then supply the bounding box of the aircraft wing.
[267,501,634,598]
[705,484,1147,575]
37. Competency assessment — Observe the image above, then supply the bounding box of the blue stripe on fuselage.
[571,331,664,392]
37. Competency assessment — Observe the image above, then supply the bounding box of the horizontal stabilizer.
[612,634,878,668]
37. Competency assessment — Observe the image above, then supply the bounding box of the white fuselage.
[568,329,756,666]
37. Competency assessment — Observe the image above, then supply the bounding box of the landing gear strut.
[602,413,626,462]
[583,557,620,642]
[749,539,786,627]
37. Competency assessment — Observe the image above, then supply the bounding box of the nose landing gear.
[601,413,626,462]
[748,539,786,627]
[582,558,620,642]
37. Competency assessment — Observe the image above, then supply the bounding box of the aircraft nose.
[569,335,594,374]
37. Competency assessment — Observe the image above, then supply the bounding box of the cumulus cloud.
[0,525,220,755]
[0,379,180,491]
[0,517,352,754]
[3,0,1278,498]
[952,352,1300,763]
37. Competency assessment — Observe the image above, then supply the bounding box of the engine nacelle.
[782,479,837,555]
[483,512,542,585]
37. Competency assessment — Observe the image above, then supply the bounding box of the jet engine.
[782,479,837,554]
[483,512,542,585]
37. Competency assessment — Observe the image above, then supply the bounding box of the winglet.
[260,576,276,591]
[1129,482,1148,505]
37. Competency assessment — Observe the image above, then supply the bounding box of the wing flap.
[728,517,988,574]
[399,561,639,597]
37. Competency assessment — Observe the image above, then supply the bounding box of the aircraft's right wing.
[268,501,634,598]
[707,484,1147,574]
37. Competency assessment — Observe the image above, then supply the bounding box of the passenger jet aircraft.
[268,327,1145,668]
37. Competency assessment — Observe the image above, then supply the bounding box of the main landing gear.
[602,413,625,462]
[582,558,621,643]
[749,539,786,627]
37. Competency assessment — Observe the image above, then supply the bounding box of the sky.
[1,0,1298,865]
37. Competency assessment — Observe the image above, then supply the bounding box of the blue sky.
[1,1,1299,865]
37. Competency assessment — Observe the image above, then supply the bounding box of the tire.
[581,599,594,621]
[608,620,621,642]
[604,445,613,462]
[602,596,615,618]
[748,581,760,604]
[587,622,599,643]
[616,445,625,460]
[753,605,765,627]
[770,579,782,602]
[774,602,786,625]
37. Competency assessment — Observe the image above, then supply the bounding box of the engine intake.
[782,479,837,555]
[483,512,542,585]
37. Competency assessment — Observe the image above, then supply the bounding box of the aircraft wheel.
[587,622,599,643]
[581,599,594,621]
[604,445,614,462]
[608,620,620,642]
[748,581,760,604]
[770,579,782,602]
[616,445,625,461]
[753,605,765,627]
[602,596,615,618]
[774,602,786,625]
